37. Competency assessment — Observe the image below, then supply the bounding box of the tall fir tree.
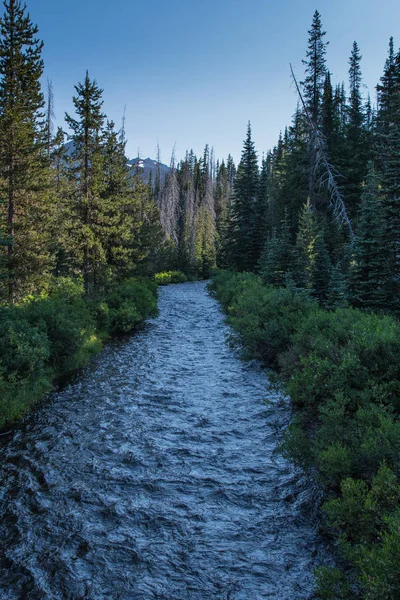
[226,122,259,271]
[344,41,368,219]
[301,10,329,205]
[376,42,400,310]
[260,211,295,286]
[101,120,139,279]
[350,162,390,310]
[64,71,106,296]
[302,10,328,125]
[0,0,53,301]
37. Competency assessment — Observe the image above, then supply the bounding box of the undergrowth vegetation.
[209,270,400,600]
[154,271,187,285]
[0,277,158,429]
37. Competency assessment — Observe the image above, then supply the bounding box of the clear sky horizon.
[10,0,400,164]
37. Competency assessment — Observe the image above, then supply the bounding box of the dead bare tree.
[159,146,180,245]
[290,63,354,239]
[46,78,55,158]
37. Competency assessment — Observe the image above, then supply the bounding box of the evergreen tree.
[101,120,139,279]
[130,165,164,275]
[64,71,106,296]
[252,155,269,268]
[156,150,180,248]
[344,41,368,219]
[327,263,348,309]
[50,126,72,277]
[260,212,295,286]
[226,122,259,271]
[45,78,55,158]
[350,162,390,310]
[376,42,400,310]
[322,72,334,152]
[0,0,53,301]
[302,10,328,125]
[296,198,331,303]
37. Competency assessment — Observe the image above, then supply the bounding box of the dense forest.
[1,0,400,598]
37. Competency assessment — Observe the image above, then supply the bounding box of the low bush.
[154,270,187,285]
[0,276,158,428]
[210,271,316,365]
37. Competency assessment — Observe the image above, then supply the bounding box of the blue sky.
[16,0,400,163]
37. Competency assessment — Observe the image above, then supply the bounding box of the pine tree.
[226,122,259,271]
[101,120,138,279]
[344,41,368,219]
[322,72,334,152]
[195,145,217,277]
[301,11,329,206]
[64,71,106,296]
[50,126,72,277]
[328,263,348,309]
[376,42,400,310]
[296,199,331,304]
[177,152,197,274]
[0,0,53,301]
[260,212,295,286]
[252,155,269,268]
[130,165,164,276]
[302,10,328,125]
[350,162,390,310]
[296,198,320,289]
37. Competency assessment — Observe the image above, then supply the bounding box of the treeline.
[0,0,167,305]
[215,11,400,315]
[153,147,236,278]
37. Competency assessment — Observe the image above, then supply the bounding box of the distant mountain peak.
[128,157,170,182]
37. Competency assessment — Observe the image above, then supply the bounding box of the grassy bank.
[209,270,400,600]
[0,277,158,429]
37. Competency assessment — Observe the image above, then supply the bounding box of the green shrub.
[314,566,352,600]
[105,278,158,333]
[0,276,158,428]
[0,308,52,426]
[155,270,187,285]
[211,271,316,365]
[24,278,97,374]
[285,308,400,411]
[356,511,400,600]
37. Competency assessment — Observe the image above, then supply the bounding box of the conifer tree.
[226,122,259,271]
[350,162,389,310]
[64,71,106,296]
[260,212,295,286]
[0,0,53,300]
[302,10,328,125]
[376,42,400,310]
[159,148,180,247]
[296,198,320,289]
[130,165,164,275]
[252,155,269,268]
[301,11,329,205]
[344,41,368,219]
[45,78,55,158]
[101,120,138,279]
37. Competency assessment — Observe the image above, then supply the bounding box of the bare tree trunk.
[290,64,354,239]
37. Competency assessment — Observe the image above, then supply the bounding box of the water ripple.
[0,282,329,599]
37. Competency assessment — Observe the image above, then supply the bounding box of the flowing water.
[0,282,329,599]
